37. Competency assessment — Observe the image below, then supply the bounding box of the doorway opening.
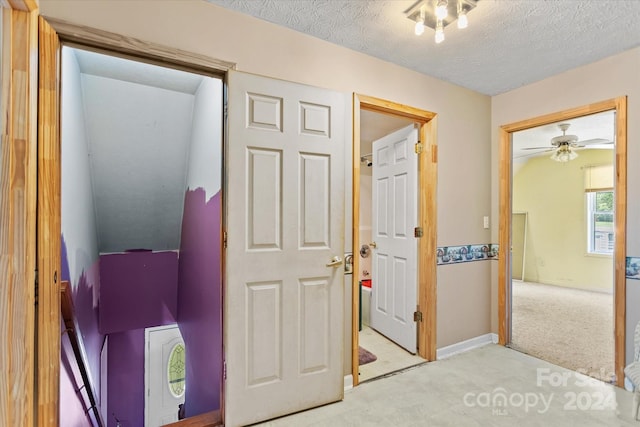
[351,95,438,386]
[58,44,224,426]
[498,98,627,387]
[357,111,424,382]
[509,111,616,383]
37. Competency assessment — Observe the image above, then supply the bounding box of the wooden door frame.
[497,97,627,387]
[351,94,437,386]
[1,3,39,427]
[33,16,232,426]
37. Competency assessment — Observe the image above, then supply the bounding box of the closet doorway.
[351,95,437,386]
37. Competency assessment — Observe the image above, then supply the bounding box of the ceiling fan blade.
[578,138,612,145]
[514,149,553,159]
[522,146,553,150]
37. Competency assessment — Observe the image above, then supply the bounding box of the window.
[587,190,614,254]
[167,343,186,398]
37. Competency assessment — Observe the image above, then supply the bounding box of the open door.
[369,125,419,353]
[224,70,346,426]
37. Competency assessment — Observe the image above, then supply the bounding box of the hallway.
[257,345,635,426]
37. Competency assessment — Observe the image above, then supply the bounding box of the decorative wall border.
[437,243,499,266]
[627,257,640,280]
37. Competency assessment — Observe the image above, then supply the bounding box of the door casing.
[34,17,232,426]
[497,97,627,387]
[351,94,437,386]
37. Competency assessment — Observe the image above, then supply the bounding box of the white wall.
[42,0,493,365]
[60,47,103,418]
[491,46,640,366]
[61,48,100,288]
[513,149,614,292]
[186,77,223,197]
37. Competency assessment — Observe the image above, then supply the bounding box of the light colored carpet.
[511,281,614,382]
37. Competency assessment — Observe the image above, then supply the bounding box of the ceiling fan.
[518,123,612,162]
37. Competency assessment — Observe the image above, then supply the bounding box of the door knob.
[326,256,343,267]
[369,242,377,248]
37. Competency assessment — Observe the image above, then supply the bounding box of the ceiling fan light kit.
[406,0,478,43]
[518,122,613,162]
[550,145,578,163]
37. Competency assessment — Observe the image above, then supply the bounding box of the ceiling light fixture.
[435,0,448,20]
[405,0,478,43]
[549,123,579,162]
[415,6,426,35]
[435,20,445,43]
[550,144,578,162]
[457,2,468,29]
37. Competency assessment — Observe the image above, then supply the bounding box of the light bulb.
[457,10,468,29]
[435,20,445,43]
[436,0,448,20]
[415,20,425,36]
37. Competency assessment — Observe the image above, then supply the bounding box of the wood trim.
[420,117,437,361]
[355,94,436,123]
[162,410,222,427]
[0,7,38,427]
[37,16,61,427]
[6,0,38,12]
[351,94,361,387]
[501,99,622,133]
[614,96,627,388]
[351,94,437,381]
[497,97,627,387]
[41,17,235,76]
[497,127,511,346]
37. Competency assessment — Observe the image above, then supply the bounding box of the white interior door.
[370,124,419,353]
[145,325,185,427]
[225,70,346,427]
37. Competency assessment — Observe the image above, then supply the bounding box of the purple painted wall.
[99,251,179,334]
[177,188,222,416]
[107,328,145,427]
[60,235,104,426]
[60,317,94,427]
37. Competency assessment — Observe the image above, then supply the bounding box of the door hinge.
[34,269,39,306]
[413,310,423,322]
[223,360,227,380]
[414,142,423,154]
[414,227,423,238]
[223,231,228,249]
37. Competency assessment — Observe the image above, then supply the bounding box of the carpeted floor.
[511,281,614,382]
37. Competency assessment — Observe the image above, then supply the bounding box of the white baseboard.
[436,333,496,360]
[344,374,353,392]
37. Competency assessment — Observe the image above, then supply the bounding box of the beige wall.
[513,149,614,292]
[491,46,640,365]
[40,0,493,373]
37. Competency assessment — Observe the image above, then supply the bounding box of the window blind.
[584,163,613,192]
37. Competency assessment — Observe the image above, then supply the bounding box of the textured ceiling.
[208,0,640,95]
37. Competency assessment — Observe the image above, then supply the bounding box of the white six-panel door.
[370,125,419,353]
[225,71,346,427]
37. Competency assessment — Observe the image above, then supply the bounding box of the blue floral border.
[437,243,499,266]
[435,249,639,277]
[627,257,640,280]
